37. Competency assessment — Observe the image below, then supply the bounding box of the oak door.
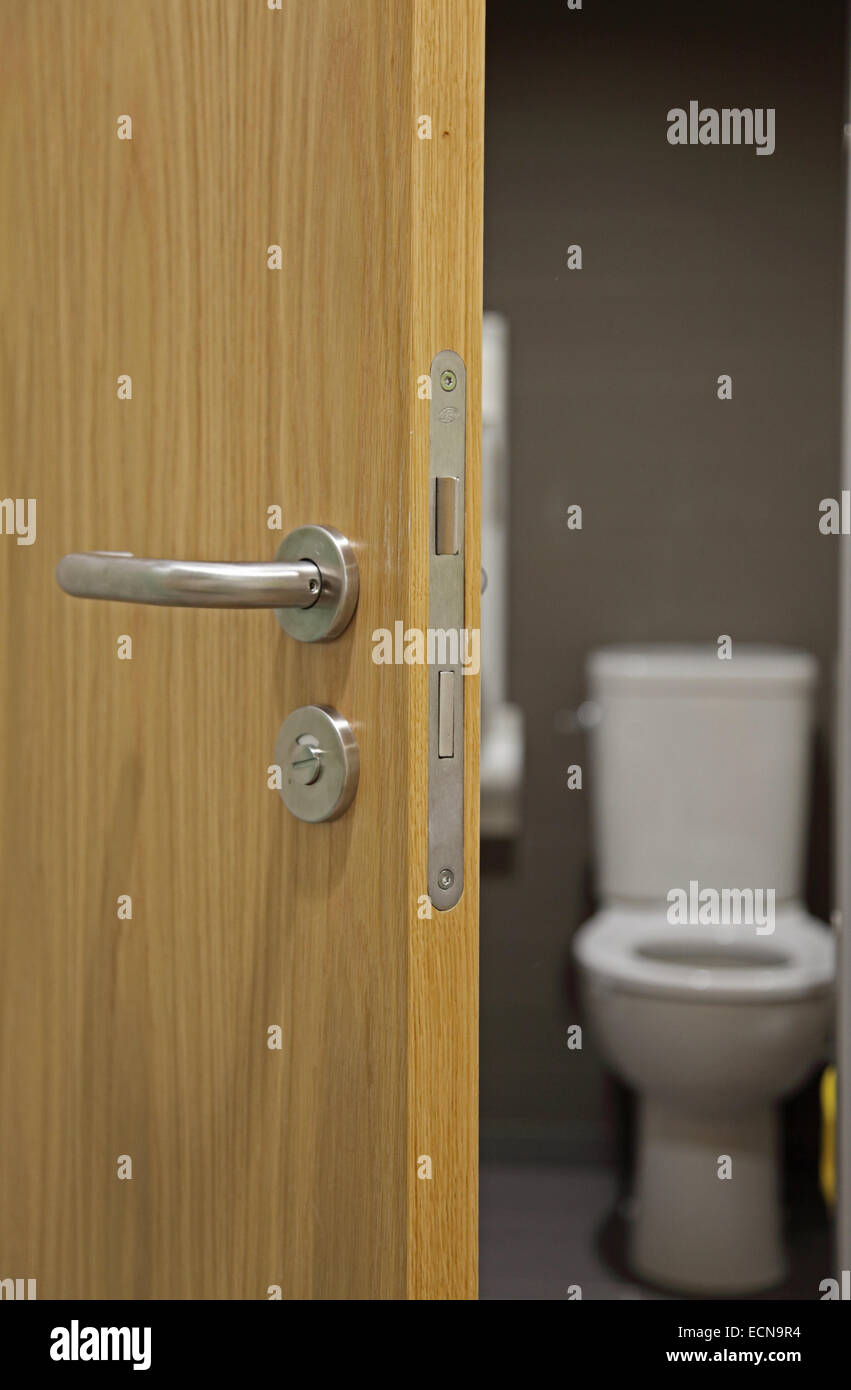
[0,0,483,1300]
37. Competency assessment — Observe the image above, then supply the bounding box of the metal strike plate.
[428,350,466,910]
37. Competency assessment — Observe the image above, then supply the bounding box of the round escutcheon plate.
[274,524,358,642]
[274,705,359,823]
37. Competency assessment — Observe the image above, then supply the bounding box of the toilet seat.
[574,904,834,1003]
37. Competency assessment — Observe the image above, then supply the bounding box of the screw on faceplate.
[438,868,454,890]
[439,369,457,392]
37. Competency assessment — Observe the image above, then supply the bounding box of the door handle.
[56,523,358,641]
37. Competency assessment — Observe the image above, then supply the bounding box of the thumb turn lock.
[274,705,359,822]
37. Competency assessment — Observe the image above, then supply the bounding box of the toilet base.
[630,1097,787,1295]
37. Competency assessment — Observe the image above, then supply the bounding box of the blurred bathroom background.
[479,0,847,1298]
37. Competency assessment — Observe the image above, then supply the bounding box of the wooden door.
[0,0,483,1300]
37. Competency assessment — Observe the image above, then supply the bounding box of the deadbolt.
[275,705,358,822]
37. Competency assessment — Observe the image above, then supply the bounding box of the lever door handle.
[56,524,358,642]
[56,553,321,607]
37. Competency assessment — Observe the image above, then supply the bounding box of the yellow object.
[820,1065,837,1209]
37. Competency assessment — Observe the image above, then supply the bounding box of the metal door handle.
[56,553,321,607]
[56,523,358,641]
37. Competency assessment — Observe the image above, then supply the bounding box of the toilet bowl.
[575,904,833,1294]
[573,644,835,1295]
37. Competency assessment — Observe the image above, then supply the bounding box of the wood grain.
[408,0,483,1301]
[0,1,483,1298]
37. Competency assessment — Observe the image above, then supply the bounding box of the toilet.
[573,645,835,1295]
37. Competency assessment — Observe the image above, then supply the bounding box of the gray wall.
[481,0,846,1160]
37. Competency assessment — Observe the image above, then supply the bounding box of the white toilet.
[573,645,835,1295]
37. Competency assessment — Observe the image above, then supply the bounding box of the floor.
[479,1163,831,1301]
[480,1163,655,1301]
